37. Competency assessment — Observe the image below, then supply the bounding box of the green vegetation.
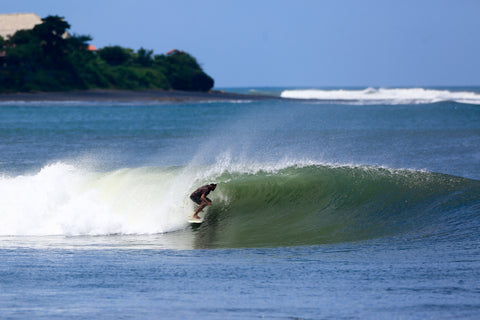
[0,15,214,93]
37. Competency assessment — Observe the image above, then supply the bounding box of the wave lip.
[280,87,480,105]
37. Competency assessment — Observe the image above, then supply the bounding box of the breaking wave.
[1,161,478,249]
[280,87,480,105]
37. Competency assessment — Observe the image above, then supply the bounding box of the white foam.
[280,88,480,105]
[0,163,205,236]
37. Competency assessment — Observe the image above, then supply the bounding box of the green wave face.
[193,165,479,248]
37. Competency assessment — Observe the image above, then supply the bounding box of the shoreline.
[0,89,277,102]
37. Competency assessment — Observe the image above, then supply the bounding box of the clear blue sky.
[3,0,480,87]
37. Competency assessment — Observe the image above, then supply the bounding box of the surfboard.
[188,209,206,224]
[188,216,204,224]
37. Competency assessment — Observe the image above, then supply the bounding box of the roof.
[0,13,42,39]
[166,49,185,56]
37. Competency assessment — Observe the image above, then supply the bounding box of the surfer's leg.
[193,202,207,219]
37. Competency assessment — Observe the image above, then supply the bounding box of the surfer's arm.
[201,193,212,205]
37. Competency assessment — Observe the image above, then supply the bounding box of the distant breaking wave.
[280,87,480,105]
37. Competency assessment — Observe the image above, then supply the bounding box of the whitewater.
[281,87,480,105]
[0,89,479,319]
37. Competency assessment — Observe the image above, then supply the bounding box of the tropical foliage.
[0,15,214,92]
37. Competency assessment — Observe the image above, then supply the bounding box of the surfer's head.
[209,183,217,190]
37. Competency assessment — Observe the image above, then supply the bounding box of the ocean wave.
[280,88,480,105]
[1,161,478,248]
[205,164,480,248]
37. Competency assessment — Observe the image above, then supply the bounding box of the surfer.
[190,183,217,219]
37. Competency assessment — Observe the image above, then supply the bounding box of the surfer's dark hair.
[209,183,217,188]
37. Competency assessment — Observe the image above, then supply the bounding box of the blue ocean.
[0,87,479,319]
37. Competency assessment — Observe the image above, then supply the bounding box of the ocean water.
[0,87,479,319]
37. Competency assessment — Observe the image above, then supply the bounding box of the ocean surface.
[0,87,479,319]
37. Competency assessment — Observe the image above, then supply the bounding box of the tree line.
[0,15,214,93]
